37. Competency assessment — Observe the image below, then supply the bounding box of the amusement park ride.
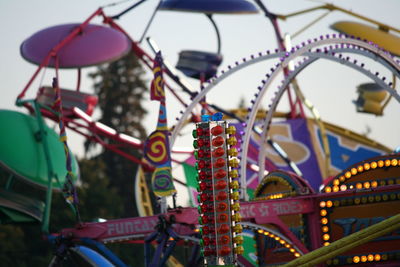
[0,0,400,266]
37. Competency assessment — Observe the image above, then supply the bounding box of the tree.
[88,51,149,217]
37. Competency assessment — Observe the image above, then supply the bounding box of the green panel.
[241,229,257,266]
[182,163,197,206]
[0,207,37,223]
[0,110,79,189]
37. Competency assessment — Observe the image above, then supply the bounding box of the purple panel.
[20,24,131,68]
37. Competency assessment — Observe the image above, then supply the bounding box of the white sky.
[0,1,399,206]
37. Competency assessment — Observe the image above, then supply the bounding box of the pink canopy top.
[20,23,131,68]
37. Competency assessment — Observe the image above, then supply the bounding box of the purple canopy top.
[20,23,132,68]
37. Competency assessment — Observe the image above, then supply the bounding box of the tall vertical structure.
[193,113,243,266]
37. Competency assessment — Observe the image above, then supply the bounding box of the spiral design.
[144,130,169,166]
[152,166,176,196]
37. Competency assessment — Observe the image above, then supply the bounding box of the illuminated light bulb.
[211,125,223,136]
[320,209,327,216]
[217,213,229,223]
[371,161,377,169]
[351,168,357,175]
[345,171,352,178]
[219,235,230,245]
[215,169,227,179]
[378,160,384,167]
[232,213,241,222]
[216,191,227,201]
[257,229,263,234]
[321,218,328,224]
[234,235,244,244]
[333,186,339,192]
[356,183,363,189]
[285,244,291,248]
[226,125,236,135]
[212,147,225,158]
[232,202,240,211]
[229,169,239,178]
[324,242,330,246]
[333,179,339,186]
[198,171,206,180]
[294,253,300,257]
[201,226,209,235]
[391,159,398,166]
[279,240,285,245]
[340,184,347,191]
[289,248,295,253]
[353,256,360,263]
[199,204,208,213]
[367,254,374,261]
[364,182,371,189]
[198,160,207,169]
[361,255,367,262]
[194,228,200,233]
[212,136,224,147]
[323,234,330,241]
[374,254,381,261]
[325,187,332,193]
[326,201,333,208]
[322,226,329,232]
[230,180,239,189]
[217,202,227,212]
[357,165,364,172]
[339,175,345,182]
[229,158,240,168]
[200,193,209,202]
[228,147,238,157]
[320,201,326,208]
[199,182,207,191]
[364,163,370,170]
[385,159,391,167]
[219,246,231,256]
[218,224,230,234]
[233,224,243,233]
[214,158,226,168]
[234,246,244,255]
[231,191,240,200]
[227,136,237,146]
[215,180,227,190]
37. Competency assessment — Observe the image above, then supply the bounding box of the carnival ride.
[0,0,400,266]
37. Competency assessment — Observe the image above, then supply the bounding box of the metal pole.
[282,213,400,267]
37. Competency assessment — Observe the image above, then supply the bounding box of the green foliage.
[88,51,149,217]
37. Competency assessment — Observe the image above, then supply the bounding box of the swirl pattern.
[144,130,170,166]
[152,166,176,196]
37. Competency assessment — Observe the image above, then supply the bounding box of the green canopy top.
[0,110,79,189]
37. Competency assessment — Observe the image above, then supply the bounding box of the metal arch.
[257,53,398,183]
[239,39,400,199]
[170,51,287,145]
[170,38,399,146]
[239,221,304,255]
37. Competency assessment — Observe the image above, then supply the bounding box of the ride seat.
[0,188,44,224]
[176,50,223,80]
[36,86,98,117]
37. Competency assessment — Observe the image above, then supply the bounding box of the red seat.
[36,87,98,117]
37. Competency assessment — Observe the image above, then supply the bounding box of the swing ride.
[1,0,400,266]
